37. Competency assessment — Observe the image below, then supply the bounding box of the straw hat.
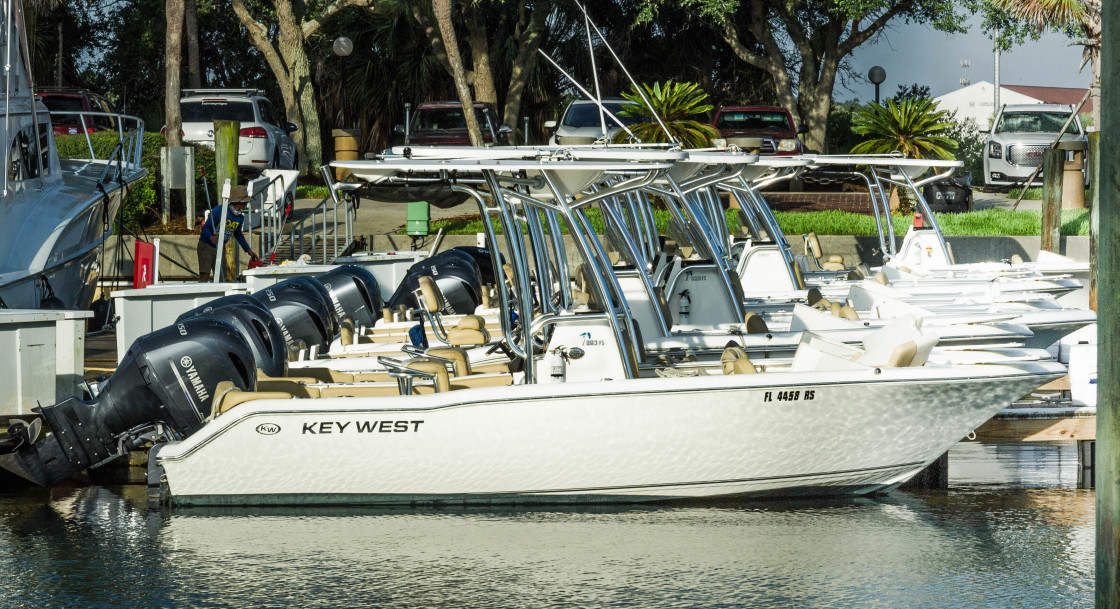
[229,185,252,205]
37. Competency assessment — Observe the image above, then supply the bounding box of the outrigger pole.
[572,0,677,145]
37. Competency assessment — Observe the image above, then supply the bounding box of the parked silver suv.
[544,98,643,145]
[983,103,1086,190]
[178,88,299,175]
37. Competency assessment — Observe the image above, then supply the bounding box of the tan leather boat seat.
[255,378,322,398]
[417,276,444,312]
[885,341,918,367]
[720,345,758,375]
[448,327,490,347]
[212,381,293,415]
[471,362,511,374]
[450,374,514,389]
[318,383,412,397]
[743,312,768,333]
[293,367,356,383]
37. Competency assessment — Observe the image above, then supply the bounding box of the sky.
[843,15,1091,102]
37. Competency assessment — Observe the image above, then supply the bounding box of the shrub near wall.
[54,132,217,231]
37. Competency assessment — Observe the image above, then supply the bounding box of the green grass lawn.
[424,208,1090,237]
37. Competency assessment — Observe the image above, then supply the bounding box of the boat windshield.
[995,111,1073,134]
[182,100,255,123]
[561,102,642,128]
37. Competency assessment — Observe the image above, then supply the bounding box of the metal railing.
[45,110,146,180]
[265,167,358,265]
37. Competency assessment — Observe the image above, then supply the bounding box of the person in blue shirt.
[197,185,259,282]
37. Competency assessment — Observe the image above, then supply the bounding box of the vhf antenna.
[583,10,607,138]
[536,50,637,141]
[573,0,676,144]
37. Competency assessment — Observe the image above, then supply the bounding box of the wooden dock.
[970,376,1096,443]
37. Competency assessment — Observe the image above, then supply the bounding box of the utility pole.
[994,37,1001,127]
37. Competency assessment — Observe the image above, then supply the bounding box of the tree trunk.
[165,0,185,148]
[501,0,550,134]
[717,0,911,155]
[407,1,453,75]
[55,21,62,87]
[276,3,320,171]
[463,1,497,105]
[231,0,372,174]
[432,0,483,146]
[185,0,202,88]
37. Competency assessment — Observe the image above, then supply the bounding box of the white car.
[178,88,299,176]
[545,98,643,145]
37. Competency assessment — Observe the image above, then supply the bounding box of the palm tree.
[995,0,1099,126]
[850,97,957,160]
[612,81,719,148]
[851,97,958,213]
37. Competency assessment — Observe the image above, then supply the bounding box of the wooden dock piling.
[1097,2,1117,605]
[1041,148,1062,254]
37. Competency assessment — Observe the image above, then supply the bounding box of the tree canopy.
[28,0,1082,176]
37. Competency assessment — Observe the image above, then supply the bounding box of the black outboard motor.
[452,246,505,287]
[386,249,482,314]
[252,277,336,354]
[177,298,288,378]
[0,318,255,487]
[179,293,271,319]
[315,265,382,329]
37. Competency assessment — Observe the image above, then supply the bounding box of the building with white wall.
[934,81,1037,128]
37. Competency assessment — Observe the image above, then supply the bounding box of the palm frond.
[612,80,717,148]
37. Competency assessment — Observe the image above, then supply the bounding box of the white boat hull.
[154,364,1062,506]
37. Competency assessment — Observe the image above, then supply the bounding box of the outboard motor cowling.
[315,265,382,329]
[178,301,288,378]
[179,293,272,320]
[253,277,336,354]
[0,318,255,487]
[386,249,483,314]
[452,246,505,287]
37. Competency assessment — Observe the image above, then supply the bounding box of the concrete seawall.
[102,233,1091,283]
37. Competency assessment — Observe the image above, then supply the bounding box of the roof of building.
[1001,85,1093,112]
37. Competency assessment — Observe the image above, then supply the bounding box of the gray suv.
[178,88,299,175]
[983,103,1086,190]
[544,98,643,145]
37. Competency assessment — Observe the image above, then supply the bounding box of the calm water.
[0,442,1093,609]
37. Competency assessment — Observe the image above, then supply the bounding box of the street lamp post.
[868,66,886,104]
[332,36,355,181]
[333,36,354,128]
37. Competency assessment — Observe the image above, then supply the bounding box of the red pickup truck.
[712,105,806,155]
[395,101,510,146]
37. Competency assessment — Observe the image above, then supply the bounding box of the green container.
[406,201,430,236]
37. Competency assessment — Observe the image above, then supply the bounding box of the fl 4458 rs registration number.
[763,389,815,402]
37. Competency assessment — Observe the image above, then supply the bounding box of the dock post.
[1097,2,1117,605]
[1041,148,1062,254]
[213,120,240,195]
[1088,131,1099,312]
[1080,440,1096,489]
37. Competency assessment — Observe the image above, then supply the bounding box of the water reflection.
[0,442,1094,609]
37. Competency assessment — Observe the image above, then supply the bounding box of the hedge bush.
[55,131,218,231]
